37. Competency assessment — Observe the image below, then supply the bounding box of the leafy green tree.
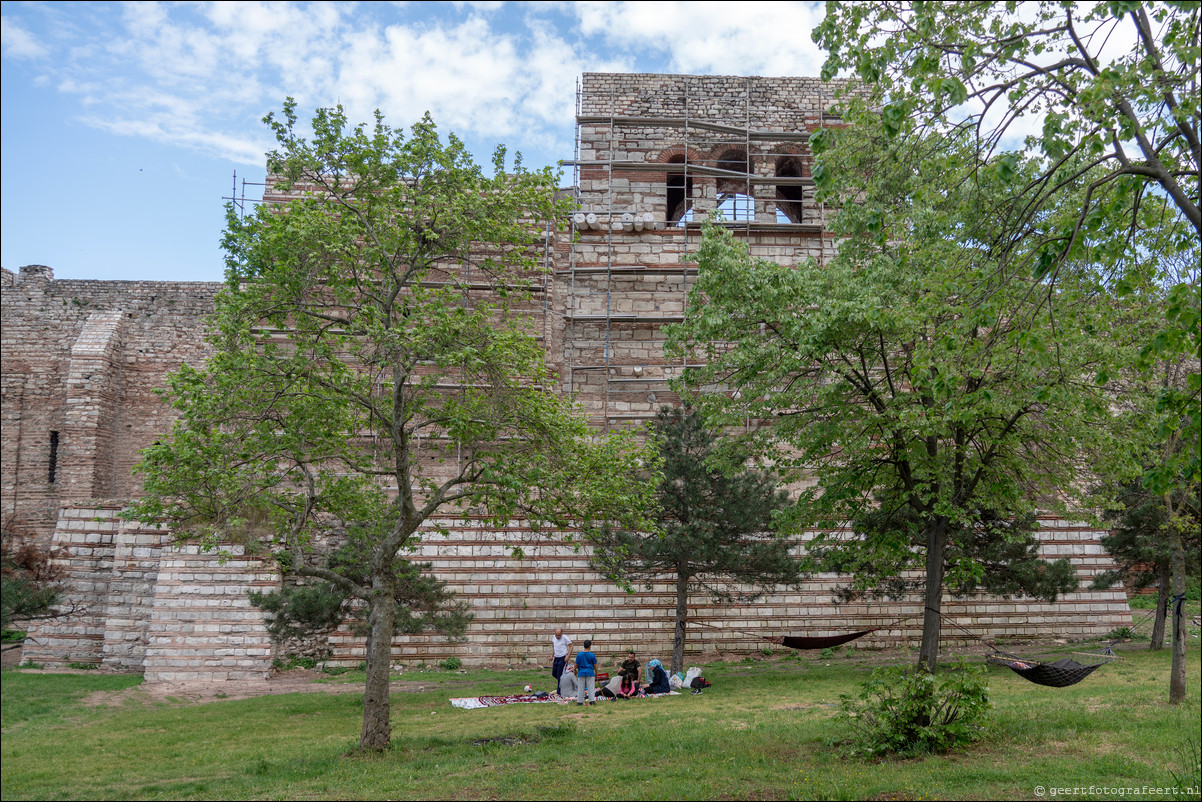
[670,125,1132,672]
[130,100,655,751]
[1092,479,1201,649]
[812,0,1200,481]
[813,1,1199,239]
[812,2,1200,693]
[591,405,798,674]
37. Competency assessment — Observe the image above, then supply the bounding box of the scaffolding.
[222,170,266,220]
[560,76,830,429]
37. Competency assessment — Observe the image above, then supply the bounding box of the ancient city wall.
[562,74,834,426]
[1,265,220,544]
[5,73,1136,679]
[22,505,1130,673]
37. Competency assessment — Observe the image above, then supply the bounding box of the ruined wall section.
[0,265,220,544]
[564,74,835,426]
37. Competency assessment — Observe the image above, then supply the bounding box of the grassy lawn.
[2,644,1199,801]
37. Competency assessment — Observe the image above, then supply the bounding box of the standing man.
[551,627,573,685]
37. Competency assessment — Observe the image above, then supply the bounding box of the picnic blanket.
[450,691,679,709]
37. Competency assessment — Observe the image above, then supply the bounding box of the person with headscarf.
[558,660,579,698]
[643,658,670,694]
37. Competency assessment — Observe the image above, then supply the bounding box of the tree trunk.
[360,579,397,750]
[1150,561,1169,650]
[918,519,949,673]
[671,577,688,675]
[1168,529,1187,704]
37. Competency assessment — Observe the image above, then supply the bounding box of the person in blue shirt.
[575,639,597,705]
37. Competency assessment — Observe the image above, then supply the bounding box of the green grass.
[2,647,1200,801]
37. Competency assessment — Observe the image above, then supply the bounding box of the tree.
[670,125,1132,672]
[1092,479,1201,649]
[590,405,798,674]
[813,1,1199,238]
[1,531,64,641]
[813,0,1199,696]
[812,0,1200,490]
[130,101,654,751]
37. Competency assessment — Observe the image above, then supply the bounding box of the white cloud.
[9,1,834,170]
[572,1,827,76]
[1,15,50,58]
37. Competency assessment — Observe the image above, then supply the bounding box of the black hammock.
[773,630,877,650]
[932,606,1122,688]
[690,618,891,651]
[985,647,1117,688]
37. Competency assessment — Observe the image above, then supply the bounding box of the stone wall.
[563,74,835,426]
[3,72,1135,679]
[22,507,1132,675]
[1,265,219,543]
[22,503,278,679]
[327,515,1130,668]
[141,542,277,683]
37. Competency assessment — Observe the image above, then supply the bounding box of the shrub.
[1107,625,1140,640]
[837,661,991,757]
[1,629,27,643]
[439,657,462,671]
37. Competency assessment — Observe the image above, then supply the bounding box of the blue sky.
[2,1,828,282]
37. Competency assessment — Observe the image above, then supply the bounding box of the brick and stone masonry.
[3,73,1132,678]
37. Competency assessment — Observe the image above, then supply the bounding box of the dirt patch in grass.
[76,670,486,708]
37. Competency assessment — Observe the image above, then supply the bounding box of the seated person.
[616,674,638,699]
[600,673,624,698]
[558,661,579,698]
[618,651,641,684]
[643,658,670,694]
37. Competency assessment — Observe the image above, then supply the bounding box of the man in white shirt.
[551,627,573,685]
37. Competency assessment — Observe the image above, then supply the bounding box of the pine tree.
[592,406,799,673]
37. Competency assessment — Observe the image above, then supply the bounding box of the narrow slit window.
[775,155,806,223]
[48,431,59,484]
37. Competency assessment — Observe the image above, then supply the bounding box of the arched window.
[714,148,755,222]
[775,155,806,224]
[666,154,694,225]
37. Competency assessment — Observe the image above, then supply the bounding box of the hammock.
[690,616,903,651]
[773,630,877,650]
[986,648,1117,688]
